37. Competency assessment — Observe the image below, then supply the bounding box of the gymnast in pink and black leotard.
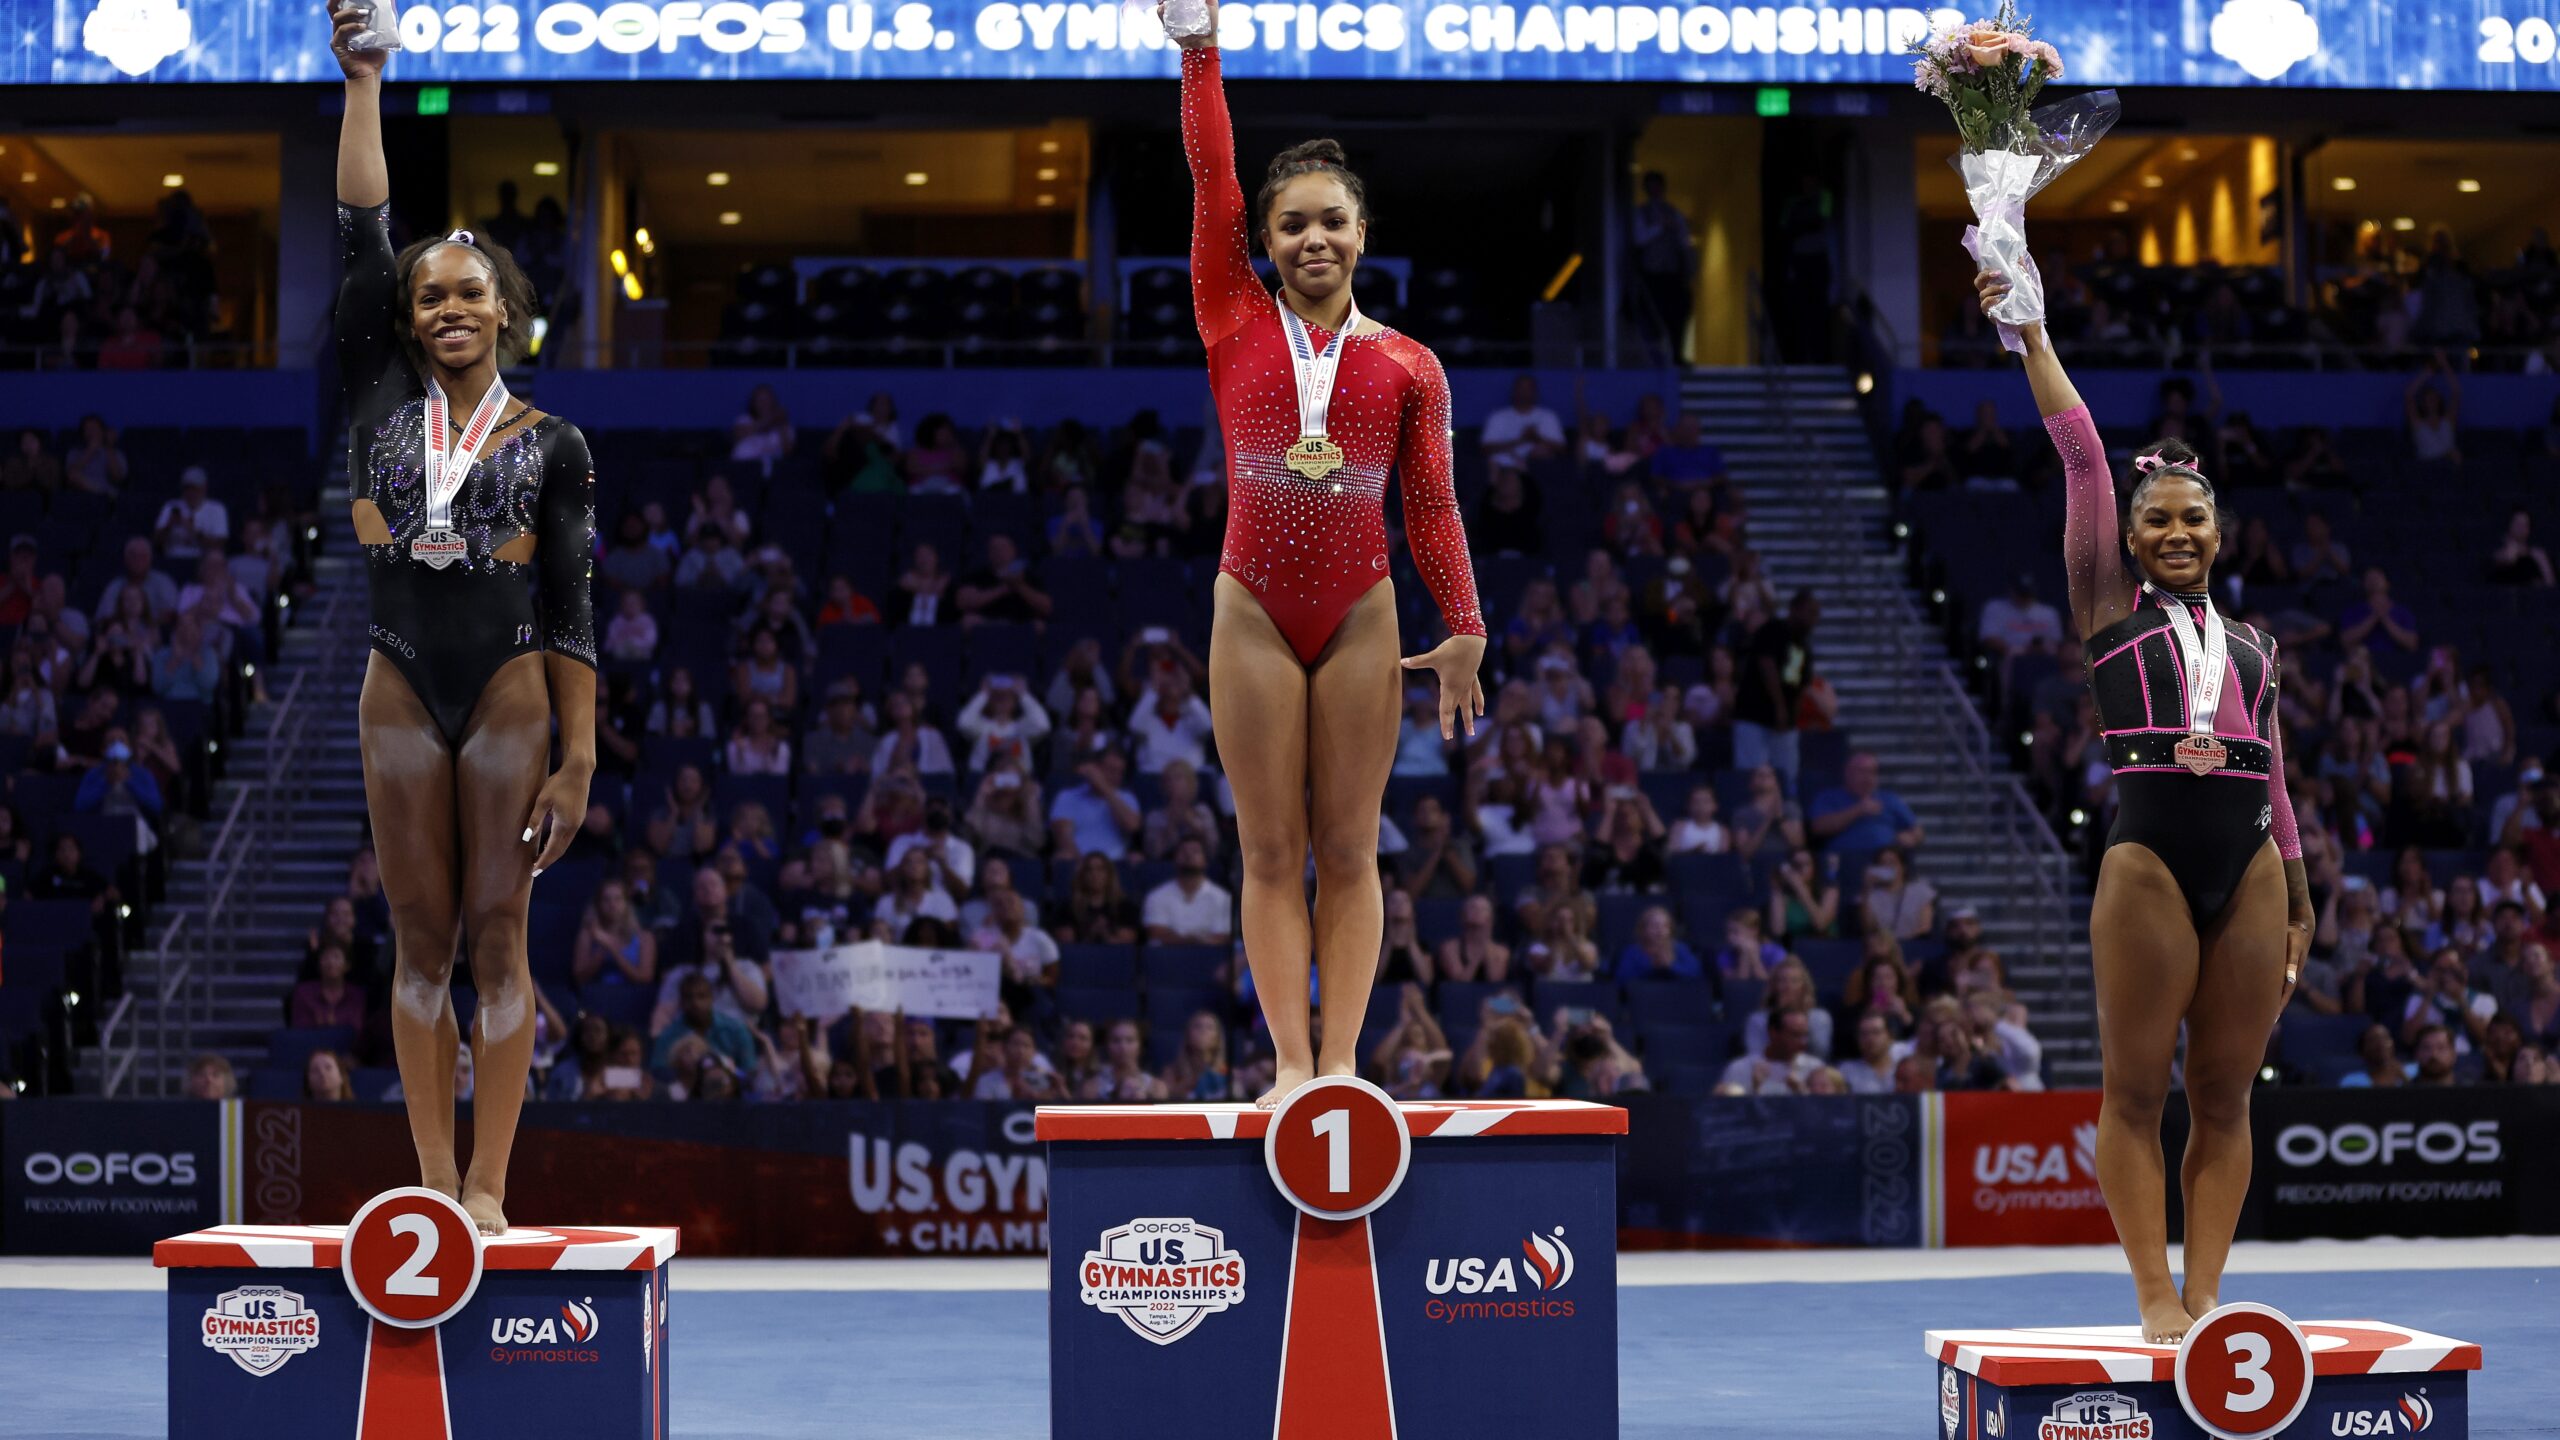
[1180,44,1484,663]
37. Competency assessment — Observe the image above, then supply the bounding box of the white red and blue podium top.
[1034,1098,1629,1143]
[153,1225,681,1273]
[1924,1321,2483,1388]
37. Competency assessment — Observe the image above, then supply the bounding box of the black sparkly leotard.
[337,202,596,747]
[2051,404,2299,931]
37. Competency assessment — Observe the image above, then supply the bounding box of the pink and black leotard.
[1180,47,1484,665]
[2051,405,2300,928]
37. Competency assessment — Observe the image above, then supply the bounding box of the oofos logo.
[22,1152,199,1186]
[2274,1122,2499,1168]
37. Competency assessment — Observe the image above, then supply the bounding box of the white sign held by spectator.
[771,942,1001,1022]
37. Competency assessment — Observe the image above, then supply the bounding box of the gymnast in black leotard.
[1977,267,2312,1347]
[333,0,596,1237]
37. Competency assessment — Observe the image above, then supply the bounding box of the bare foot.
[417,1165,462,1204]
[1256,1062,1315,1110]
[2140,1293,2196,1345]
[459,1188,508,1236]
[2183,1287,2219,1322]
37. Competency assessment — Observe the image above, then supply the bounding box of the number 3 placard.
[2174,1302,2315,1440]
[1263,1077,1412,1221]
[341,1187,488,1329]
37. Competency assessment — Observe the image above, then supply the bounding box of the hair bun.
[1269,138,1348,179]
[2142,437,2200,469]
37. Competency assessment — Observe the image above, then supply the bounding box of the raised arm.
[1177,33,1265,349]
[332,11,401,420]
[1978,270,2132,639]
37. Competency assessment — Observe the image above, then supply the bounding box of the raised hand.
[328,0,390,81]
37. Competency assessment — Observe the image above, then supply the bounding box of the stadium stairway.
[1685,367,2099,1087]
[84,478,371,1095]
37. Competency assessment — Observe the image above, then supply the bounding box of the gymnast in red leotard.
[1171,4,1487,1104]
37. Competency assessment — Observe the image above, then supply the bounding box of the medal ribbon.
[2148,583,2227,737]
[1274,291,1363,450]
[421,374,511,531]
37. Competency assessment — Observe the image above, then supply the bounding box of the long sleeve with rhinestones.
[1397,345,1484,639]
[1181,47,1259,350]
[336,201,417,448]
[2049,404,2134,636]
[2265,643,2301,859]
[538,425,599,668]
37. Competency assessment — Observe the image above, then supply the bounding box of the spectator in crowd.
[1520,898,1600,982]
[2477,1013,2528,1084]
[875,847,963,942]
[686,474,754,548]
[957,535,1053,627]
[802,679,878,776]
[2487,509,2555,587]
[1394,684,1460,777]
[2404,355,2462,467]
[1744,957,1833,1060]
[1481,375,1565,471]
[1394,793,1477,901]
[2337,1023,2406,1088]
[602,512,671,594]
[1,429,62,494]
[603,591,659,662]
[1713,908,1784,982]
[966,762,1047,861]
[2408,1023,2461,1086]
[1051,750,1142,861]
[572,879,659,990]
[1666,785,1729,855]
[62,415,126,496]
[730,385,795,464]
[650,973,759,1084]
[1736,591,1817,796]
[2338,567,2421,656]
[1810,751,1924,854]
[675,523,749,594]
[1651,414,1726,489]
[35,832,115,919]
[1438,894,1514,982]
[731,624,801,717]
[1922,1003,2009,1090]
[155,467,229,561]
[2518,942,2560,1054]
[1766,847,1840,942]
[886,797,975,897]
[1861,849,1937,942]
[1729,763,1806,864]
[1719,1008,1822,1095]
[1475,464,1544,556]
[1058,851,1141,944]
[646,668,719,740]
[1141,758,1219,863]
[290,944,368,1030]
[1839,1011,1901,1094]
[74,731,164,850]
[186,1053,238,1101]
[1159,1010,1234,1101]
[1964,988,2042,1090]
[305,1049,356,1102]
[97,536,179,627]
[2289,511,2353,588]
[1129,666,1215,776]
[1617,904,1702,982]
[871,692,955,776]
[1378,890,1435,985]
[1080,1018,1165,1101]
[96,308,164,371]
[2401,946,2495,1058]
[1583,788,1667,893]
[724,698,792,776]
[956,674,1051,772]
[1371,985,1455,1098]
[1977,574,2062,660]
[1143,838,1233,946]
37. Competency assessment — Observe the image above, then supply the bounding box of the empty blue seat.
[1140,945,1228,990]
[1054,985,1140,1027]
[1057,944,1136,988]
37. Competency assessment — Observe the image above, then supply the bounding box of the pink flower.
[1963,24,2018,69]
[2021,38,2063,78]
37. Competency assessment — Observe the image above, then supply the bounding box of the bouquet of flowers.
[1910,0,2118,351]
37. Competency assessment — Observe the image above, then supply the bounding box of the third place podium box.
[1928,1309,2484,1440]
[159,1190,676,1440]
[1040,1085,1627,1440]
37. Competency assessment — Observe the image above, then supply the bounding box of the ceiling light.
[162,173,183,187]
[610,247,628,275]
[635,227,654,254]
[2457,178,2481,193]
[2332,176,2357,191]
[904,172,928,186]
[707,171,731,186]
[1036,167,1058,181]
[2108,199,2130,213]
[533,160,560,176]
[1039,140,1060,154]
[622,272,643,301]
[2392,217,2415,231]
[719,211,741,225]
[1036,194,1056,207]
[2141,174,2163,188]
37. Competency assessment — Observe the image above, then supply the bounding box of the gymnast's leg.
[452,652,553,1235]
[358,652,465,1201]
[2087,840,2203,1344]
[2179,840,2290,1320]
[1210,574,1315,1106]
[1305,579,1401,1082]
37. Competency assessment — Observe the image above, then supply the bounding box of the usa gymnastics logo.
[1422,1226,1581,1322]
[2332,1391,2433,1434]
[488,1298,602,1364]
[2039,1389,2153,1440]
[201,1286,321,1377]
[1078,1218,1246,1346]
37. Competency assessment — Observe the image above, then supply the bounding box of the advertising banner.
[769,942,1001,1024]
[1617,1093,1922,1248]
[0,1099,225,1255]
[233,1099,1047,1256]
[1937,1090,2112,1248]
[2253,1086,2555,1241]
[9,0,2556,89]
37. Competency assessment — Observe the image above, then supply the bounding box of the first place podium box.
[1039,1092,1628,1440]
[157,1213,678,1440]
[1928,1316,2484,1440]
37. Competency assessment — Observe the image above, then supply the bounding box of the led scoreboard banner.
[8,0,2559,86]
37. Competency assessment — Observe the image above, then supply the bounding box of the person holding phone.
[1167,0,1484,1104]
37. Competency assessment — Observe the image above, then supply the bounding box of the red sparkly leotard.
[1181,47,1485,665]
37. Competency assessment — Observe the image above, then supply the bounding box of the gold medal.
[1286,436,1346,481]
